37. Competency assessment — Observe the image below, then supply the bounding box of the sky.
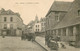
[0,0,74,25]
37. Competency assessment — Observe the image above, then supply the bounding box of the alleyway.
[0,36,46,51]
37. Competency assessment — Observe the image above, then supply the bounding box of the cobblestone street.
[0,36,46,51]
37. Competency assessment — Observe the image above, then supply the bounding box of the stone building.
[45,1,72,37]
[53,0,80,46]
[0,8,23,36]
[46,0,80,46]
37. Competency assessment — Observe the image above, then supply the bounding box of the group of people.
[21,32,36,42]
[45,35,61,50]
[45,35,66,50]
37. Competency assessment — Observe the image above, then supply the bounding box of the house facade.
[0,8,23,36]
[33,15,41,33]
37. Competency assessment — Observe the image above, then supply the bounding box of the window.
[55,12,59,21]
[4,17,6,22]
[36,25,37,27]
[4,24,7,29]
[10,24,13,29]
[10,17,13,22]
[78,10,80,16]
[55,16,59,21]
[38,29,39,31]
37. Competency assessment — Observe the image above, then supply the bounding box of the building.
[53,0,80,46]
[0,8,23,36]
[45,1,72,37]
[46,0,80,46]
[33,15,41,33]
[40,18,46,32]
[40,18,46,35]
[27,15,46,36]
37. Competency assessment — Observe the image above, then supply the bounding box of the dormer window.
[55,16,59,22]
[78,10,80,16]
[55,12,59,22]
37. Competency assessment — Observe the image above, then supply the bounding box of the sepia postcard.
[0,0,80,51]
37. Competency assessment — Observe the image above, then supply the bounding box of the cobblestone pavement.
[0,36,46,51]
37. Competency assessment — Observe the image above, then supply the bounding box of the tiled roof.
[46,1,72,16]
[54,0,80,29]
[50,1,72,11]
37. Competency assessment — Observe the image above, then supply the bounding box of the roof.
[50,1,72,11]
[0,8,23,21]
[46,1,72,16]
[40,17,46,22]
[54,0,80,29]
[0,8,20,17]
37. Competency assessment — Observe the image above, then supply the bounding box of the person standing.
[32,33,36,42]
[2,32,6,38]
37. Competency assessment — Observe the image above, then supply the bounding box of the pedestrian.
[46,36,49,47]
[21,33,24,40]
[26,33,28,39]
[49,38,59,51]
[32,33,36,42]
[45,35,48,45]
[21,31,25,40]
[2,32,6,38]
[47,36,52,48]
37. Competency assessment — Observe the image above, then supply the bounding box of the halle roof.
[54,0,80,29]
[46,1,72,17]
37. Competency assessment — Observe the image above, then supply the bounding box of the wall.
[33,22,41,32]
[0,14,23,36]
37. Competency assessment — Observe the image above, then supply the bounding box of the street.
[0,36,46,51]
[36,36,80,51]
